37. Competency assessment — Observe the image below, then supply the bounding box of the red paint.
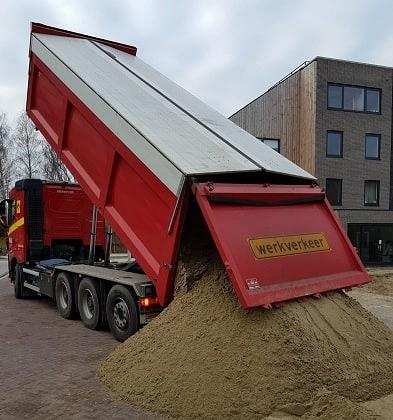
[43,183,105,249]
[30,23,137,56]
[8,183,104,267]
[193,183,369,308]
[27,52,185,306]
[7,189,27,264]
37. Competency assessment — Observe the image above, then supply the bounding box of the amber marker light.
[139,297,159,307]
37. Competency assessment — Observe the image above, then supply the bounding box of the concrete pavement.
[0,258,9,278]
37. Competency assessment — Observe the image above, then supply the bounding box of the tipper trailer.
[8,22,370,341]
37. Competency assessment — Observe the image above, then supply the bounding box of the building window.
[327,85,343,109]
[326,131,343,158]
[260,138,280,153]
[326,178,342,206]
[328,84,381,113]
[365,134,381,160]
[366,89,381,112]
[343,86,364,111]
[364,180,380,206]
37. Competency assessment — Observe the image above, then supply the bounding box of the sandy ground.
[348,269,393,419]
[237,268,393,419]
[350,268,393,331]
[99,220,393,420]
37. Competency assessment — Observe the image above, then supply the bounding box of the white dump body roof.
[31,32,315,195]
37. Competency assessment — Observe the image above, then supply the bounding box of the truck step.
[23,282,40,293]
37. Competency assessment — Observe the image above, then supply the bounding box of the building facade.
[230,57,393,265]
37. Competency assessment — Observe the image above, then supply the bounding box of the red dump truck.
[1,179,161,341]
[6,23,370,341]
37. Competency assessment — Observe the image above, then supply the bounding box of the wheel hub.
[82,289,95,319]
[59,282,69,310]
[113,298,129,330]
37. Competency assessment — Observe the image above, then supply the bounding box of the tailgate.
[193,182,369,308]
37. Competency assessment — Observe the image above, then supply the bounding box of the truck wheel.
[78,277,102,330]
[106,285,139,342]
[55,273,76,319]
[14,263,27,299]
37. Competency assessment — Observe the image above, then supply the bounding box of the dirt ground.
[362,267,393,297]
[349,269,393,332]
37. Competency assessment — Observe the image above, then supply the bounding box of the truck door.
[1,190,28,266]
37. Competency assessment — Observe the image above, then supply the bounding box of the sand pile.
[364,270,393,297]
[99,218,393,419]
[268,389,380,420]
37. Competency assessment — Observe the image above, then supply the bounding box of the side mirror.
[0,199,14,228]
[0,200,7,228]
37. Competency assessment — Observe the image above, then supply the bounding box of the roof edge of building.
[228,58,317,119]
[314,55,393,71]
[229,55,393,119]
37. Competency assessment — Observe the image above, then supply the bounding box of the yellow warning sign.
[16,200,21,214]
[249,233,330,259]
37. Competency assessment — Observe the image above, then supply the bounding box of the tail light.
[139,296,159,308]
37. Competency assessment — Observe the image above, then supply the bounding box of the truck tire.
[14,263,27,299]
[55,272,76,319]
[106,285,139,342]
[78,277,102,330]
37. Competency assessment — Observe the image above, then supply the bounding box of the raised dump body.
[26,23,369,308]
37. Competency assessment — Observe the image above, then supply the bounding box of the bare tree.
[0,113,13,199]
[41,140,73,182]
[12,112,43,179]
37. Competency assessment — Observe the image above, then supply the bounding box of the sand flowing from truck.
[99,221,393,419]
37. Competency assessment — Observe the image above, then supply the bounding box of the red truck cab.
[2,179,105,280]
[1,178,160,342]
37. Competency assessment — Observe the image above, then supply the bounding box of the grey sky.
[1,0,393,125]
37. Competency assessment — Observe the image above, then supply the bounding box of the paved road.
[0,258,9,277]
[0,272,157,420]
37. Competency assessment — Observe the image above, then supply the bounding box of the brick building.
[230,57,393,265]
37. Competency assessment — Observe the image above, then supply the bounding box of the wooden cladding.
[230,61,317,175]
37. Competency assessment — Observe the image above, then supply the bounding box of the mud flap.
[193,182,369,308]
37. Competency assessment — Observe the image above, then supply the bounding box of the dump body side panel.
[27,53,186,305]
[194,183,369,308]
